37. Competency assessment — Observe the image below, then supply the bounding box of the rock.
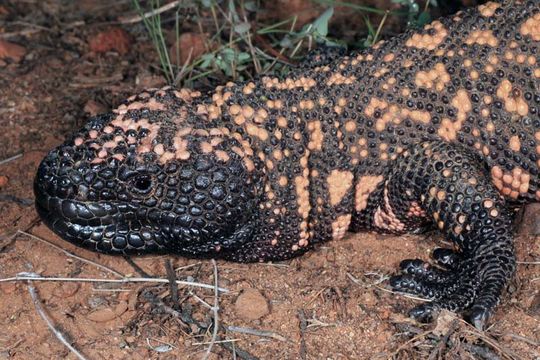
[87,308,118,322]
[234,288,269,321]
[0,175,8,189]
[88,27,131,55]
[169,32,207,65]
[114,301,128,316]
[432,309,458,336]
[83,100,108,116]
[0,40,26,62]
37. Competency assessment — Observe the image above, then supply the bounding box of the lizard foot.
[389,248,506,330]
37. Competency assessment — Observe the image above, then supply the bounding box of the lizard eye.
[131,175,153,194]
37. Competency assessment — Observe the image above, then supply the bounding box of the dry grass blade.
[0,152,23,166]
[120,0,182,24]
[1,272,229,293]
[27,282,88,360]
[17,230,125,278]
[347,272,430,302]
[226,326,288,342]
[202,259,220,360]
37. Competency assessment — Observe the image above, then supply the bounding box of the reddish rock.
[87,308,118,322]
[0,175,8,189]
[88,27,131,55]
[0,40,26,62]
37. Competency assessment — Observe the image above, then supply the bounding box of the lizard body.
[34,0,540,328]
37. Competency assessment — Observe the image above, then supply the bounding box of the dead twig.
[192,339,240,346]
[517,260,540,265]
[0,152,23,166]
[225,326,288,342]
[219,342,258,360]
[0,194,33,206]
[119,1,182,24]
[305,317,337,330]
[387,330,433,359]
[504,333,540,346]
[202,259,220,360]
[462,329,519,360]
[0,218,41,252]
[27,282,88,360]
[347,272,430,302]
[297,309,308,360]
[1,272,229,293]
[0,338,23,353]
[123,255,152,278]
[141,285,258,359]
[0,28,43,39]
[18,230,124,278]
[141,288,205,328]
[165,259,180,308]
[427,319,458,360]
[461,343,501,360]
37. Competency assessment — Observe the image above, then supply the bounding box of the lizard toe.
[399,259,452,283]
[432,248,462,270]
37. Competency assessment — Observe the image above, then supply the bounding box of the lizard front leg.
[358,140,516,329]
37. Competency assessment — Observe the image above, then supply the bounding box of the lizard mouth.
[34,179,255,257]
[34,185,168,254]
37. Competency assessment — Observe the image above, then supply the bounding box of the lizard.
[34,0,540,330]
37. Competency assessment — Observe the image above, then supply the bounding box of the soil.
[0,1,539,359]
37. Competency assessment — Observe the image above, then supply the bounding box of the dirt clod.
[234,288,270,321]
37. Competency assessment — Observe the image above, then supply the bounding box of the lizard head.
[34,88,261,257]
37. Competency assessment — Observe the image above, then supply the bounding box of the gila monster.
[34,0,540,329]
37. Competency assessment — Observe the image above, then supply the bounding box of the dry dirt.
[0,1,539,359]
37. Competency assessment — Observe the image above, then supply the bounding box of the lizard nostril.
[60,177,71,187]
[56,177,79,198]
